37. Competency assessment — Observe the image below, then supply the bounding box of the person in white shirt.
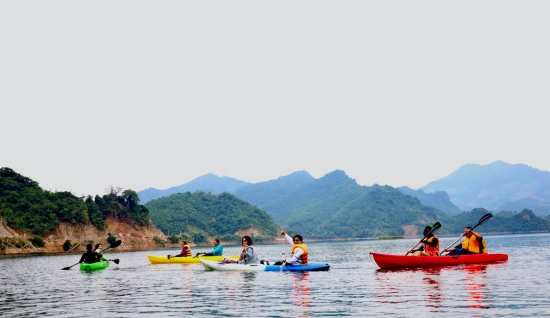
[280,230,309,266]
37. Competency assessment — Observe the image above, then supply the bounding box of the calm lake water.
[1,233,550,317]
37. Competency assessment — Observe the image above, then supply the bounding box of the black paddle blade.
[425,222,441,237]
[112,259,120,264]
[476,213,493,226]
[109,240,123,249]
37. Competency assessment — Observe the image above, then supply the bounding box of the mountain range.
[139,161,550,216]
[140,161,550,238]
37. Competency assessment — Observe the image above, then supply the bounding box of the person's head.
[182,241,187,246]
[214,239,220,246]
[464,226,473,237]
[86,243,93,252]
[423,226,432,237]
[242,236,253,246]
[94,243,102,250]
[292,235,303,244]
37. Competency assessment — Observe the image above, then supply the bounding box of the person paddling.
[280,231,308,266]
[169,241,192,259]
[198,239,223,256]
[444,226,487,255]
[80,243,101,264]
[408,226,440,256]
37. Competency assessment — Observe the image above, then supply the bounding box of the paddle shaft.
[61,262,80,270]
[280,252,286,270]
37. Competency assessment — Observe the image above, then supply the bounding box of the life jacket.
[292,244,309,265]
[423,236,440,256]
[183,245,192,257]
[462,235,482,253]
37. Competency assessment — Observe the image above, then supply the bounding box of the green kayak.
[80,260,110,272]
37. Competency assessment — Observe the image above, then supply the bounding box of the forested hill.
[446,208,550,234]
[138,174,250,204]
[145,191,279,243]
[0,167,150,235]
[235,170,453,238]
[293,184,453,238]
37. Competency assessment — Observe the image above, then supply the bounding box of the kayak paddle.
[405,222,441,255]
[61,262,80,270]
[108,259,120,264]
[102,240,122,252]
[441,213,493,254]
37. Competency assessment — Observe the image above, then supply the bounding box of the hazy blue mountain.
[421,161,550,215]
[398,186,463,215]
[234,170,315,209]
[138,173,250,204]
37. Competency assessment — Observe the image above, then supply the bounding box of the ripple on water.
[2,234,550,316]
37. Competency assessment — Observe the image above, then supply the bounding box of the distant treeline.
[0,167,149,235]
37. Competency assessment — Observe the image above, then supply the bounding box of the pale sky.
[2,1,549,198]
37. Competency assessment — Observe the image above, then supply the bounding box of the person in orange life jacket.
[280,231,308,266]
[169,241,192,259]
[445,226,484,255]
[408,226,440,256]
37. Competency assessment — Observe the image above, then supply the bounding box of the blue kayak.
[201,260,330,272]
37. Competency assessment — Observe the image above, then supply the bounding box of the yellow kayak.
[147,254,239,264]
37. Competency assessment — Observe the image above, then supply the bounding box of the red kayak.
[370,252,508,270]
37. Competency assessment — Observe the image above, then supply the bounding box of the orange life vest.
[423,236,440,256]
[292,244,309,265]
[461,235,481,253]
[183,245,192,257]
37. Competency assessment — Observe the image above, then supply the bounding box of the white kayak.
[200,260,330,272]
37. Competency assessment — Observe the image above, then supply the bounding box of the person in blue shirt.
[199,238,223,256]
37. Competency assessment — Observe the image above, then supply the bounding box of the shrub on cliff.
[63,240,72,251]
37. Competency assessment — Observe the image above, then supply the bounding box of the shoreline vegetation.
[3,230,550,257]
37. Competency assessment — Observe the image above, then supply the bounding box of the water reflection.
[464,265,489,310]
[421,267,443,311]
[1,234,549,316]
[291,272,311,317]
[373,266,444,309]
[179,265,193,298]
